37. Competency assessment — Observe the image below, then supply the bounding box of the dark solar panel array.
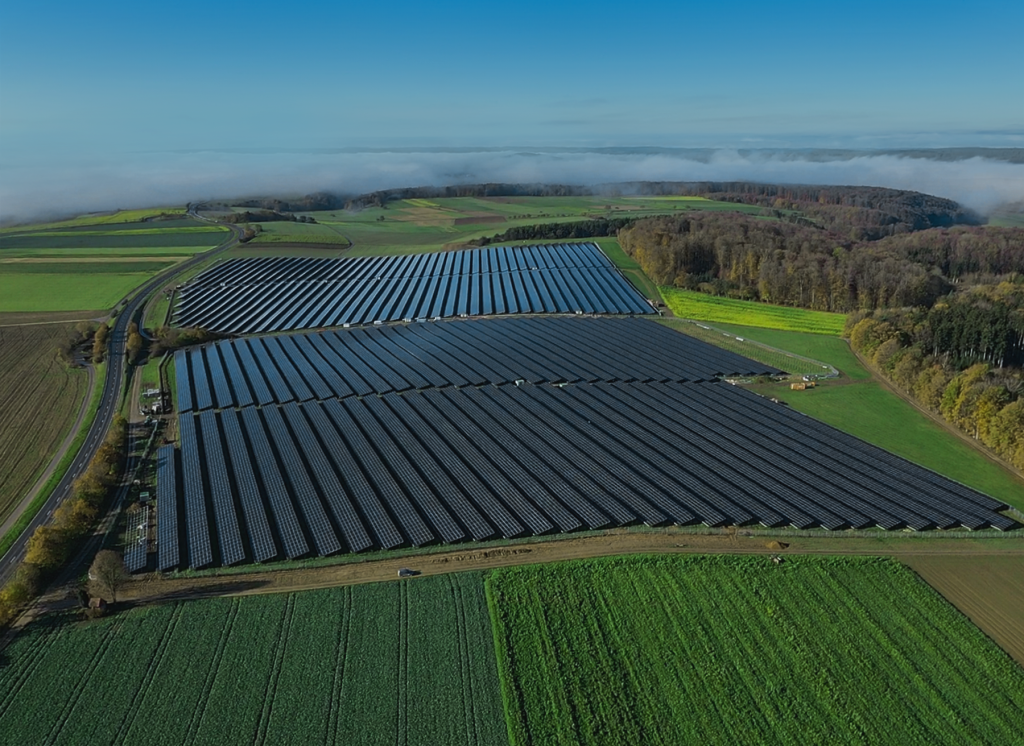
[155,445,179,571]
[172,243,653,333]
[162,383,1013,569]
[175,317,782,412]
[124,505,150,574]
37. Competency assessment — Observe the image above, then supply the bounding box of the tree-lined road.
[0,208,240,585]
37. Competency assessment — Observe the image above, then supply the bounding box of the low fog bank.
[3,149,1024,225]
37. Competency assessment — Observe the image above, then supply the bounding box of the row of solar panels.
[182,243,614,289]
[153,382,1013,570]
[173,245,651,334]
[174,317,783,413]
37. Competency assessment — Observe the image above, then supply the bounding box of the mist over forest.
[3,147,1023,225]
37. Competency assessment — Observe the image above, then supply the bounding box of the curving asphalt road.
[0,206,240,585]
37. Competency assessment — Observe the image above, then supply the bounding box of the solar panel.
[155,444,180,571]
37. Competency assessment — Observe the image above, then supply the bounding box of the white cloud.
[2,149,1023,224]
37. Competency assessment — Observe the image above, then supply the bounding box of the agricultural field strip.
[0,576,508,746]
[173,243,652,333]
[0,324,89,521]
[158,382,1008,571]
[175,317,781,413]
[488,556,1024,746]
[0,230,226,250]
[660,286,847,336]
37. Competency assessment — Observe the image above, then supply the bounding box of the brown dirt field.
[904,554,1024,664]
[452,214,506,225]
[0,324,89,521]
[396,207,454,226]
[114,529,1024,610]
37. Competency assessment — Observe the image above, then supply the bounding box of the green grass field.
[0,231,225,250]
[248,221,352,246]
[661,287,847,335]
[595,239,662,301]
[488,555,1024,746]
[0,217,227,313]
[0,573,506,746]
[255,195,779,258]
[750,377,1024,509]
[707,322,870,379]
[694,322,1024,507]
[0,208,188,233]
[0,274,154,312]
[654,319,836,378]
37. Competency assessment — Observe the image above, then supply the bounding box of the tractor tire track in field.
[327,587,352,746]
[0,620,62,718]
[452,576,477,746]
[46,616,127,744]
[396,579,409,746]
[253,594,296,746]
[183,598,240,746]
[112,604,185,745]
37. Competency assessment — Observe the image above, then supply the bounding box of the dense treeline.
[847,289,1024,471]
[218,210,316,224]
[346,183,592,210]
[0,416,128,626]
[871,227,1024,279]
[620,213,1024,312]
[618,213,953,312]
[470,217,637,246]
[672,182,980,239]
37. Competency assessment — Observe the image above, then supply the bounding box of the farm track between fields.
[60,530,1024,619]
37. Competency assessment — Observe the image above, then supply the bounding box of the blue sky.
[2,0,1022,154]
[2,0,1023,221]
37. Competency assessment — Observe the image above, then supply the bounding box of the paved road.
[0,207,240,584]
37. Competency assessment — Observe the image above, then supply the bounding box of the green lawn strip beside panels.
[0,573,507,746]
[487,555,1024,746]
[661,286,847,335]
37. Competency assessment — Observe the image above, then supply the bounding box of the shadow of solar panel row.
[175,317,782,412]
[159,382,1013,569]
[172,243,650,334]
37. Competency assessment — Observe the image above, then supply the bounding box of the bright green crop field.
[487,555,1024,746]
[0,273,155,312]
[0,573,506,746]
[661,287,847,335]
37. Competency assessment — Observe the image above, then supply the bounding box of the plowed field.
[905,554,1024,664]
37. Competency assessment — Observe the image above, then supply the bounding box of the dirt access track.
[120,528,1024,602]
[21,529,1021,664]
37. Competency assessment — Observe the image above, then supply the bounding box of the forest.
[615,188,1024,474]
[847,287,1024,471]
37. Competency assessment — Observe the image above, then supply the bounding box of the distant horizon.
[3,144,1024,225]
